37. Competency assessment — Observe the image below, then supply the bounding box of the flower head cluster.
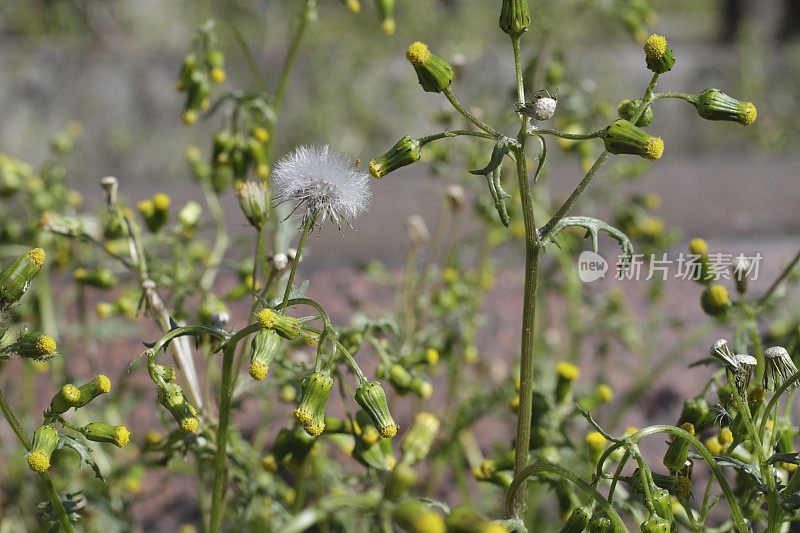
[273,145,371,231]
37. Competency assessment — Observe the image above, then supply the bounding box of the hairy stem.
[280,216,314,310]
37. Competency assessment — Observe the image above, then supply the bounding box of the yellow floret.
[36,336,57,356]
[556,361,580,380]
[294,407,312,425]
[417,382,433,399]
[96,374,111,393]
[63,384,81,402]
[704,436,722,455]
[346,0,360,12]
[688,238,708,256]
[27,248,46,267]
[368,159,383,179]
[425,348,439,365]
[381,19,396,35]
[717,427,734,445]
[680,422,695,436]
[410,511,445,533]
[152,193,170,210]
[182,110,198,125]
[249,362,268,381]
[146,430,162,445]
[644,137,664,160]
[585,431,607,449]
[257,308,276,328]
[596,384,613,403]
[676,476,692,500]
[262,454,278,471]
[27,452,50,472]
[743,103,757,125]
[406,41,430,66]
[378,422,399,439]
[210,67,226,83]
[115,426,131,447]
[643,34,667,58]
[180,417,199,433]
[708,284,730,307]
[483,524,509,533]
[303,422,325,437]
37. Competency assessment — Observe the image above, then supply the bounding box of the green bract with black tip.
[603,120,664,161]
[663,423,694,473]
[640,515,672,533]
[499,0,531,36]
[588,510,613,533]
[294,371,333,436]
[559,505,591,533]
[369,136,422,179]
[650,487,675,524]
[249,328,281,381]
[354,380,398,438]
[693,88,756,126]
[405,42,454,94]
[157,383,199,433]
[0,248,45,307]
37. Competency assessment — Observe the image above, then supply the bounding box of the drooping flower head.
[273,145,371,231]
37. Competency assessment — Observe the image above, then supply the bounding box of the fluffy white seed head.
[531,97,557,120]
[273,145,371,231]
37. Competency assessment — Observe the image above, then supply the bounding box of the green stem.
[418,129,499,145]
[0,389,74,533]
[512,36,525,106]
[652,91,696,103]
[531,128,604,140]
[443,87,501,137]
[758,248,800,306]
[209,342,237,532]
[280,216,314,310]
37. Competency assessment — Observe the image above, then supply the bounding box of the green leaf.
[542,216,634,262]
[58,435,105,482]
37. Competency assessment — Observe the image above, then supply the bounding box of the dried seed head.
[405,215,430,247]
[763,346,798,390]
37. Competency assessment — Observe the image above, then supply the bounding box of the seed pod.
[603,120,664,161]
[26,425,59,472]
[369,136,422,179]
[692,88,756,126]
[392,500,445,533]
[0,248,45,306]
[80,422,130,447]
[75,374,112,408]
[559,505,591,533]
[48,384,82,415]
[617,99,653,127]
[499,0,531,36]
[74,268,118,289]
[663,423,694,473]
[700,284,730,317]
[13,330,58,361]
[294,371,333,436]
[157,383,199,433]
[256,308,301,340]
[355,380,398,438]
[249,329,281,380]
[401,412,440,464]
[642,34,675,74]
[384,462,417,501]
[405,42,454,94]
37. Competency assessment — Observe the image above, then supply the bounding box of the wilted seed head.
[273,145,371,231]
[406,215,430,247]
[763,346,799,390]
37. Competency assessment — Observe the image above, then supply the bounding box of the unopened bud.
[405,42,453,94]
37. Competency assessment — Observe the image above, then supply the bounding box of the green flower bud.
[640,515,672,533]
[48,384,82,415]
[80,422,130,447]
[369,136,422,179]
[384,462,417,501]
[26,425,59,472]
[405,42,454,94]
[401,412,440,464]
[617,99,653,127]
[183,70,210,123]
[588,511,613,533]
[700,284,730,317]
[74,268,118,289]
[294,371,333,436]
[256,308,301,340]
[603,120,664,160]
[677,397,709,428]
[499,0,531,36]
[354,380,398,438]
[559,505,591,533]
[157,383,199,433]
[392,500,445,533]
[663,423,694,473]
[11,330,58,361]
[185,146,211,182]
[353,418,397,471]
[153,364,176,383]
[175,53,198,92]
[555,361,580,404]
[235,181,271,229]
[249,329,281,381]
[374,0,396,34]
[642,34,675,74]
[75,374,112,408]
[445,506,502,532]
[383,363,413,394]
[409,376,433,399]
[206,50,226,83]
[0,248,45,307]
[650,487,675,523]
[692,88,756,126]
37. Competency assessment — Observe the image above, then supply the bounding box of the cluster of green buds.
[294,371,333,436]
[0,248,46,308]
[236,181,271,229]
[207,125,272,192]
[175,25,227,124]
[137,193,171,233]
[157,382,200,433]
[262,426,317,471]
[47,374,112,416]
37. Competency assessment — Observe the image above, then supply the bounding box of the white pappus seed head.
[273,145,371,231]
[532,97,557,121]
